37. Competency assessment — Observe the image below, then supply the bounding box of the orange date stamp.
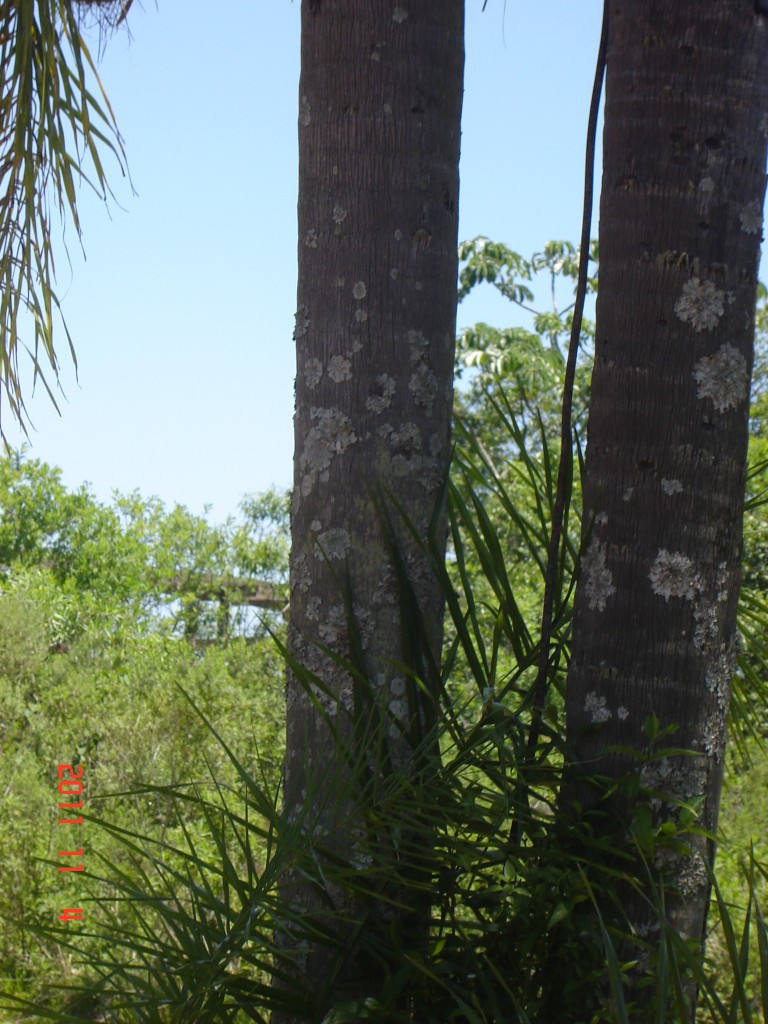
[56,763,85,922]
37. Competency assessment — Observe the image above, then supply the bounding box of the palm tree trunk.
[563,0,768,1012]
[276,2,464,1019]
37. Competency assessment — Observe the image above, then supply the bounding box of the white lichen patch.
[299,95,311,127]
[584,691,611,724]
[333,204,347,227]
[348,826,375,871]
[372,569,397,606]
[694,343,748,412]
[661,478,684,495]
[388,697,409,722]
[391,455,410,478]
[373,566,397,607]
[293,305,310,340]
[429,433,443,456]
[416,457,440,491]
[640,757,673,792]
[698,177,715,195]
[674,277,725,332]
[394,228,403,241]
[309,681,340,717]
[642,759,709,826]
[292,554,311,594]
[408,330,437,414]
[709,642,736,715]
[409,364,438,414]
[305,596,322,621]
[623,486,634,502]
[304,229,319,249]
[392,6,408,22]
[618,706,629,721]
[649,549,700,601]
[390,268,399,280]
[352,281,367,300]
[366,374,396,414]
[408,328,429,360]
[595,511,608,526]
[678,851,708,897]
[390,422,432,483]
[694,565,731,655]
[354,309,368,323]
[391,421,422,454]
[739,200,762,235]
[388,675,407,700]
[393,457,415,479]
[327,355,352,383]
[300,407,357,495]
[318,604,346,648]
[701,711,726,758]
[304,358,323,390]
[583,538,616,611]
[694,602,719,654]
[314,527,351,561]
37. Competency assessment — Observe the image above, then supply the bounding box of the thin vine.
[519,0,610,806]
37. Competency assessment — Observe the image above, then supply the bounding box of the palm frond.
[0,0,127,434]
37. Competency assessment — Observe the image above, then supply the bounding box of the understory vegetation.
[1,242,768,1021]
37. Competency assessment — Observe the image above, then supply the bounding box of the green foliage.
[457,237,596,392]
[7,405,766,1022]
[234,491,292,585]
[742,284,768,598]
[729,284,768,754]
[699,747,768,1020]
[0,451,290,644]
[0,453,289,1015]
[3,241,768,1021]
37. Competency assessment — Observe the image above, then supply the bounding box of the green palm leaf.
[0,0,127,433]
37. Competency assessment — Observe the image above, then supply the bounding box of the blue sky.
[6,1,606,521]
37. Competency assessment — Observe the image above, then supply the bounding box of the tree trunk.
[278,2,464,1019]
[563,0,768,1010]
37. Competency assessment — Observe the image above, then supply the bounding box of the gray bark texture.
[563,0,768,1007]
[277,2,464,1019]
